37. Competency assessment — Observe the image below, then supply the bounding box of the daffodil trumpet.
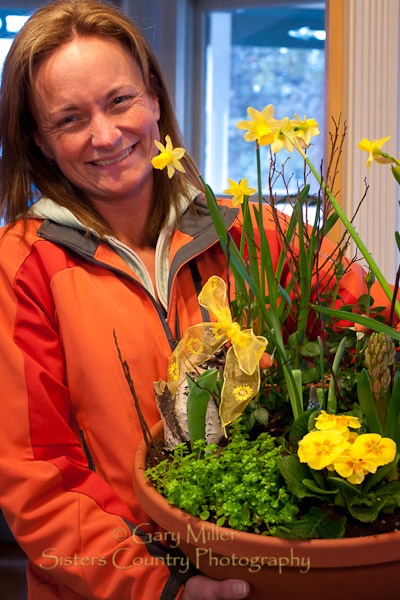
[167,276,267,428]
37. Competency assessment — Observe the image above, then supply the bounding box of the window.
[0,10,30,73]
[193,1,325,197]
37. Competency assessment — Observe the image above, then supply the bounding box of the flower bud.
[365,271,376,289]
[365,332,396,400]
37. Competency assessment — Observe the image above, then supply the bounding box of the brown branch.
[114,330,162,465]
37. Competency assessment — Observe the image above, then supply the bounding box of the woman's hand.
[182,575,250,599]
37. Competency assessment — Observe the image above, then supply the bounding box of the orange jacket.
[0,196,388,599]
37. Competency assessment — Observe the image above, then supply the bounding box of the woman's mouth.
[91,145,135,166]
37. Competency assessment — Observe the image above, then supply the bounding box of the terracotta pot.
[133,421,400,600]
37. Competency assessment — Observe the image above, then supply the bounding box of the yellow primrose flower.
[333,448,377,485]
[315,411,361,436]
[298,429,349,470]
[358,137,391,168]
[347,430,359,444]
[151,135,186,178]
[236,105,279,146]
[350,433,396,467]
[270,117,294,154]
[292,114,320,146]
[223,178,256,207]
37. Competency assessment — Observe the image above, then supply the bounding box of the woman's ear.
[151,93,160,122]
[150,74,161,122]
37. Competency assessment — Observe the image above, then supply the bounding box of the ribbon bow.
[167,276,267,427]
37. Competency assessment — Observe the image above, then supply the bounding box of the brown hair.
[0,0,201,244]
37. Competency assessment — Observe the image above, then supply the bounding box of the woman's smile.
[90,144,136,167]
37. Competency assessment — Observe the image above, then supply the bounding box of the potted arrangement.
[129,107,400,599]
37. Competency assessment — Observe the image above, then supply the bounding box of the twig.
[113,330,162,465]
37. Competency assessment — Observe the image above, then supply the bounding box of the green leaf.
[391,165,400,186]
[348,499,386,522]
[357,293,374,311]
[216,516,226,527]
[300,183,310,201]
[199,510,210,520]
[323,211,340,235]
[278,284,292,308]
[395,230,400,253]
[287,331,303,349]
[253,407,269,427]
[312,305,400,341]
[385,373,400,441]
[289,408,319,447]
[301,367,321,385]
[302,479,338,495]
[357,369,384,435]
[187,369,218,444]
[274,506,346,539]
[326,476,362,500]
[327,336,347,414]
[362,454,400,493]
[276,455,325,500]
[299,341,320,357]
[372,480,400,511]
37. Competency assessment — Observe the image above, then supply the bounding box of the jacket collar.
[34,194,239,308]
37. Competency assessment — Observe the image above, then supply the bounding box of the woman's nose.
[90,113,122,148]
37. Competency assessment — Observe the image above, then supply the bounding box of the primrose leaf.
[302,479,338,495]
[276,455,325,500]
[348,499,386,522]
[362,454,400,493]
[274,506,346,539]
[289,407,320,447]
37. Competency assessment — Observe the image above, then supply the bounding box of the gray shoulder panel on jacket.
[168,196,239,299]
[37,220,100,258]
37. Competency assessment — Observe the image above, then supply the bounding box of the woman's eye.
[59,115,77,127]
[112,96,132,107]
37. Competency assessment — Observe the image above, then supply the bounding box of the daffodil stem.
[256,144,266,302]
[304,155,400,320]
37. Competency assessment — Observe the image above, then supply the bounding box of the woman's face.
[31,35,161,209]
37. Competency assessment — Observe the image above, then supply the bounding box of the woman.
[0,0,251,598]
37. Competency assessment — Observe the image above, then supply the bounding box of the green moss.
[146,425,299,534]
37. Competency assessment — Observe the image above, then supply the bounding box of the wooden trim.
[325,0,344,245]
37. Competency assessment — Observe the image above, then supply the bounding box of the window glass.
[0,10,31,76]
[204,3,325,198]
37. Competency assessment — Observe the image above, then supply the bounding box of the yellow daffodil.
[350,433,396,467]
[269,117,295,153]
[292,114,320,146]
[151,135,186,178]
[333,448,377,485]
[358,137,391,168]
[315,411,361,436]
[298,429,349,470]
[223,178,256,206]
[236,105,279,146]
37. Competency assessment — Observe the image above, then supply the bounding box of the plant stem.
[305,156,400,319]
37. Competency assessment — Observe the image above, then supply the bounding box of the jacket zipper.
[79,429,96,472]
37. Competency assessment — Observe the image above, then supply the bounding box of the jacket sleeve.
[0,237,194,600]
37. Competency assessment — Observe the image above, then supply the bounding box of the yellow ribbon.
[167,276,267,427]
